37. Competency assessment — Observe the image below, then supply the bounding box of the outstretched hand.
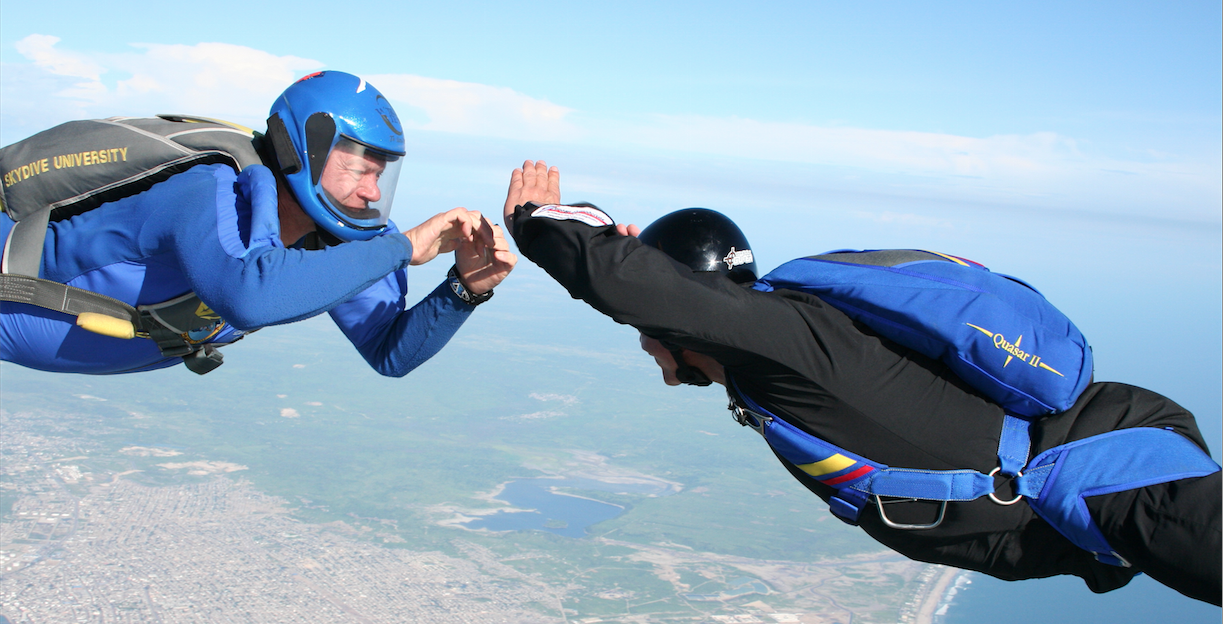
[503,160,560,226]
[404,207,493,266]
[404,206,518,296]
[455,216,517,294]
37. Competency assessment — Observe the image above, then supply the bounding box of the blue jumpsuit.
[0,164,474,375]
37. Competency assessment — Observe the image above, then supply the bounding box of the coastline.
[914,566,965,624]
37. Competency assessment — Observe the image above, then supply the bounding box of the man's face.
[318,142,387,217]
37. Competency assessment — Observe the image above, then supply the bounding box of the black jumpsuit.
[510,203,1221,605]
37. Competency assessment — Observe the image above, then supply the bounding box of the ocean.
[936,570,1220,623]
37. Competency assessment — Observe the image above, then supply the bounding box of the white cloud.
[594,115,1084,178]
[2,35,321,139]
[3,37,1216,222]
[503,410,566,421]
[528,393,579,406]
[112,42,320,116]
[566,113,1219,222]
[367,73,577,142]
[14,34,104,81]
[2,36,575,144]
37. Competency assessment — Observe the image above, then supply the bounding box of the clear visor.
[316,137,403,230]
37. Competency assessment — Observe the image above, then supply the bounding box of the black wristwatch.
[447,265,494,306]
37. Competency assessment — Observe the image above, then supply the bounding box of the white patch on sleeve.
[530,204,614,228]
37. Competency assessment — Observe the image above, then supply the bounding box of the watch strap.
[447,265,493,306]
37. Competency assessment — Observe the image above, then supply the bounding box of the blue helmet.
[266,71,407,241]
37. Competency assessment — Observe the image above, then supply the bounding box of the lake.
[463,478,662,538]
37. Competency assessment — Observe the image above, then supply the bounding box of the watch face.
[450,276,468,299]
[449,267,488,304]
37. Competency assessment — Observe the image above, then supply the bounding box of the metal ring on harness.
[874,497,947,530]
[987,466,1024,506]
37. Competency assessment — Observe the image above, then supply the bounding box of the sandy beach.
[915,566,964,624]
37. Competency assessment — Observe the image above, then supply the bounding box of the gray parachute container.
[1,115,264,275]
[0,115,265,374]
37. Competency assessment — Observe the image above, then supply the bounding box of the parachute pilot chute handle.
[75,312,137,339]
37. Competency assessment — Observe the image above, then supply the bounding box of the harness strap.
[0,273,141,325]
[1018,427,1220,566]
[764,412,887,513]
[730,376,1025,511]
[2,209,50,277]
[728,378,879,524]
[997,415,1032,476]
[855,467,996,501]
[727,375,1222,565]
[0,273,229,375]
[760,394,1002,512]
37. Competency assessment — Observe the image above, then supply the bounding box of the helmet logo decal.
[296,71,325,83]
[357,78,367,93]
[724,247,754,269]
[376,95,403,136]
[965,324,1065,377]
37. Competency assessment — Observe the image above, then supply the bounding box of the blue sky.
[2,1,1220,224]
[1,1,1221,615]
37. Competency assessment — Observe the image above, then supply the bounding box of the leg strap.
[1016,427,1220,566]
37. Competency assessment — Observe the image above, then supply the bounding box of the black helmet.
[637,208,758,284]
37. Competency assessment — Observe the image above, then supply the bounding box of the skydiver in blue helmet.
[502,160,1220,606]
[0,71,516,375]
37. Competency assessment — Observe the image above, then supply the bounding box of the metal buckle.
[874,496,947,530]
[182,345,224,375]
[987,466,1024,505]
[728,399,771,437]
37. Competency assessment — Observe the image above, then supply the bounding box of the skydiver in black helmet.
[500,160,1221,606]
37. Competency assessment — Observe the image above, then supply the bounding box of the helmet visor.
[316,137,402,231]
